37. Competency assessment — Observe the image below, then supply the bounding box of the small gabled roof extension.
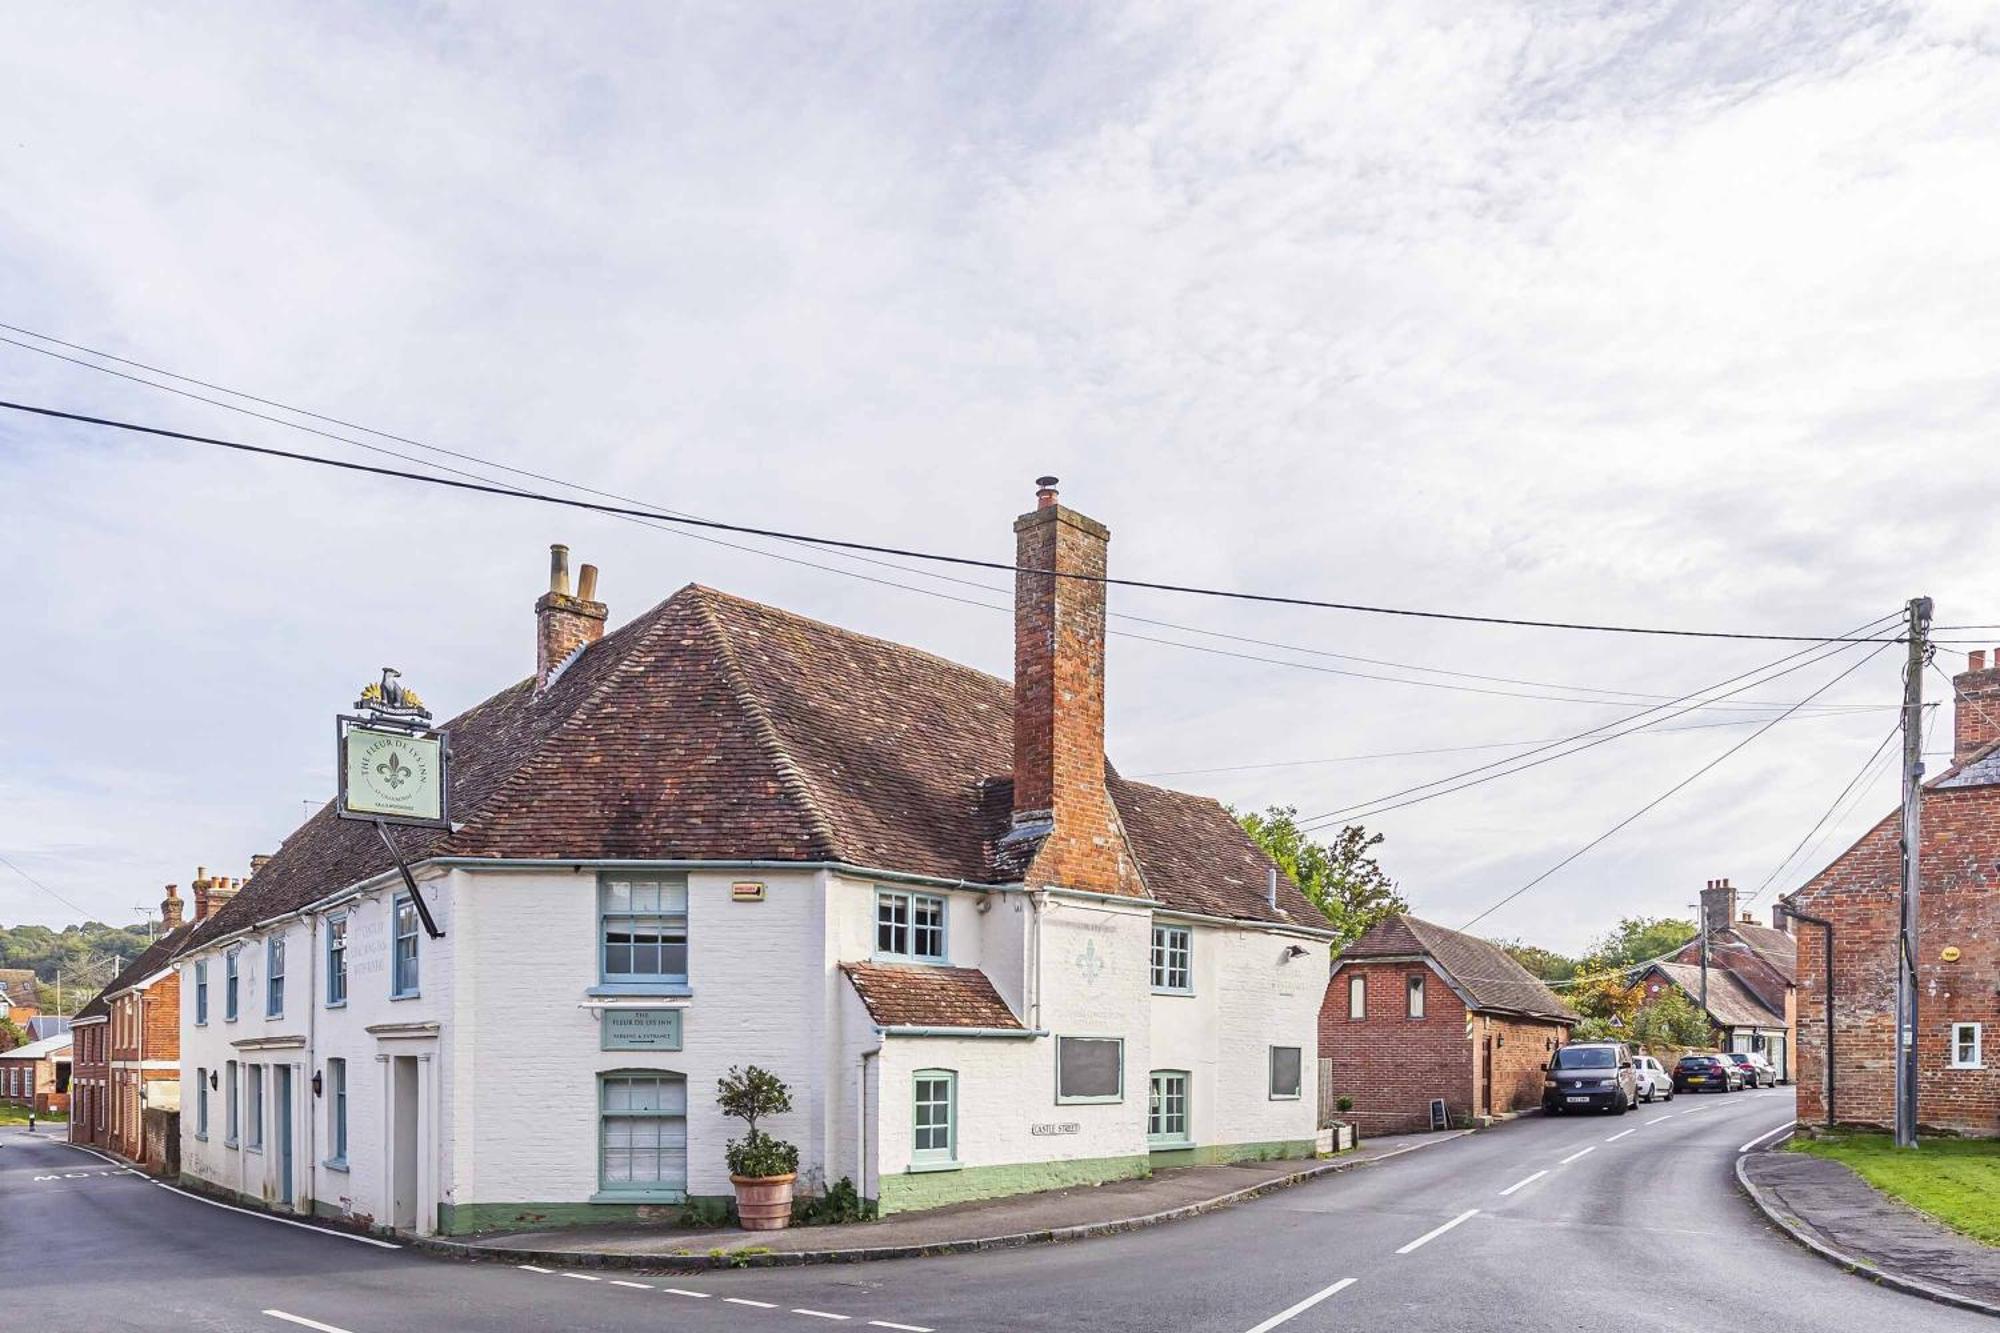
[182,584,1320,956]
[1338,913,1578,1023]
[841,963,1024,1030]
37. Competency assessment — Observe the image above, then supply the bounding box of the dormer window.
[876,890,946,963]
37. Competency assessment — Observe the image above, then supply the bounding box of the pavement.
[430,1130,1454,1266]
[7,1087,1994,1332]
[1739,1149,2000,1315]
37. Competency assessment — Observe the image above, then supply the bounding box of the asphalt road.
[4,1087,1981,1332]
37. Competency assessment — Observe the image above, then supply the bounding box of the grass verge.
[0,1104,67,1126]
[1790,1132,2000,1246]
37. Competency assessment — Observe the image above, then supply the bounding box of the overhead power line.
[0,396,1917,644]
[1456,638,1895,932]
[1740,715,1909,909]
[0,852,94,919]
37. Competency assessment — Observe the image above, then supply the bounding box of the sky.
[2,2,1998,953]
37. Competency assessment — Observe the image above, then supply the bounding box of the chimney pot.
[577,563,599,602]
[1974,650,1988,672]
[548,544,572,596]
[1952,647,2000,765]
[535,545,609,689]
[1034,475,1059,510]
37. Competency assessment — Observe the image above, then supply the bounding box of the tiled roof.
[841,962,1023,1030]
[1720,923,1796,984]
[1647,962,1784,1029]
[1339,914,1578,1022]
[1932,738,2000,790]
[184,584,1322,952]
[0,968,38,1007]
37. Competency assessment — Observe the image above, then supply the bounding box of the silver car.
[1632,1054,1675,1103]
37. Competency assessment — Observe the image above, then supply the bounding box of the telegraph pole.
[1895,595,1932,1149]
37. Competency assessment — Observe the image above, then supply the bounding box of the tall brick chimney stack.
[1952,648,2000,766]
[1699,878,1737,938]
[192,866,240,922]
[159,884,185,931]
[1010,478,1141,897]
[536,543,608,690]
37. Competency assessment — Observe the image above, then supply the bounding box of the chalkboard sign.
[1429,1097,1449,1131]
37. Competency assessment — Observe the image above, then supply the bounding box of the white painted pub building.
[175,482,1329,1235]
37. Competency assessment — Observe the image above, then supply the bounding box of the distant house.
[0,968,42,1033]
[1784,651,2000,1136]
[1635,877,1796,1079]
[0,1033,71,1117]
[1322,914,1577,1133]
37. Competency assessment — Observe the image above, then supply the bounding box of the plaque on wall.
[602,1008,684,1051]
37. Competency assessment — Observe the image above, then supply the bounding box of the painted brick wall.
[1793,782,2000,1136]
[1320,961,1473,1133]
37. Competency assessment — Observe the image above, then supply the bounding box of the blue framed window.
[194,1067,208,1140]
[1150,924,1192,993]
[224,950,240,1022]
[875,890,946,962]
[194,961,208,1026]
[391,896,420,997]
[224,1061,239,1146]
[597,1071,688,1200]
[266,936,285,1018]
[912,1070,957,1167]
[326,915,348,1007]
[599,877,689,985]
[1148,1070,1191,1146]
[326,1058,348,1167]
[246,1064,264,1150]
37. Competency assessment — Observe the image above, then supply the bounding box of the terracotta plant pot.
[731,1173,797,1231]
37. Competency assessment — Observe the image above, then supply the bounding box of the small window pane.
[1408,973,1426,1019]
[1270,1046,1302,1099]
[1057,1037,1123,1101]
[1148,1071,1189,1140]
[1348,973,1366,1019]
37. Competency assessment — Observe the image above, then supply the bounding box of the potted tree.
[718,1065,799,1231]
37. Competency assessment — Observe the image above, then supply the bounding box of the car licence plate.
[1565,1095,1590,1103]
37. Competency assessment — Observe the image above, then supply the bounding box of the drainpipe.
[856,1046,878,1205]
[1027,890,1049,1032]
[305,915,318,1216]
[1776,901,1835,1127]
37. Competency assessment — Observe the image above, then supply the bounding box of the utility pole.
[1691,894,1710,1021]
[1895,595,1933,1149]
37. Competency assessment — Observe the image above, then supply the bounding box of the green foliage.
[795,1176,872,1226]
[1497,939,1577,982]
[1577,916,1697,974]
[1631,987,1712,1049]
[1791,1133,2000,1246]
[1335,1095,1354,1115]
[1568,975,1643,1042]
[678,1196,734,1228]
[1233,807,1407,948]
[0,919,156,1014]
[0,1016,25,1053]
[717,1065,799,1180]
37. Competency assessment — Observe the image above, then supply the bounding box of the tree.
[717,1065,799,1179]
[0,1016,23,1054]
[1234,807,1408,949]
[1568,975,1643,1042]
[1577,916,1697,974]
[1631,987,1713,1050]
[1497,939,1577,982]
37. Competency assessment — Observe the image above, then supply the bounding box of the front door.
[274,1066,294,1206]
[1481,1037,1494,1117]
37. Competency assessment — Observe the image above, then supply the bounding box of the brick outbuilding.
[1322,914,1577,1133]
[1784,651,2000,1137]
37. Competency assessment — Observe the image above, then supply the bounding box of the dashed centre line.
[609,1279,653,1289]
[264,1314,355,1333]
[793,1310,850,1321]
[868,1323,936,1332]
[1395,1208,1479,1255]
[561,1272,601,1282]
[1646,1115,1674,1125]
[1239,1276,1358,1332]
[727,1297,780,1308]
[1498,1169,1547,1197]
[516,1265,552,1274]
[664,1287,713,1299]
[1605,1128,1636,1142]
[1559,1145,1596,1165]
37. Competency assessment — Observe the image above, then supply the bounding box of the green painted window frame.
[596,1070,689,1202]
[266,935,286,1018]
[391,895,421,998]
[194,960,208,1026]
[224,949,240,1022]
[1147,1069,1191,1146]
[326,915,348,1007]
[1150,923,1193,994]
[912,1069,958,1168]
[1055,1035,1125,1105]
[1269,1045,1303,1100]
[598,875,691,990]
[875,889,947,964]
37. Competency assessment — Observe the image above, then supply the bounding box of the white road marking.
[264,1313,356,1333]
[726,1297,779,1308]
[147,1177,402,1248]
[1605,1128,1636,1142]
[664,1288,713,1299]
[1498,1170,1547,1197]
[562,1272,601,1282]
[1679,1106,1708,1116]
[1559,1145,1596,1165]
[1739,1121,1798,1153]
[1240,1276,1358,1332]
[610,1279,653,1289]
[1646,1115,1674,1125]
[516,1265,552,1274]
[793,1311,850,1321]
[1396,1209,1480,1255]
[868,1323,935,1332]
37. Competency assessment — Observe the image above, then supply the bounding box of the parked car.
[1542,1041,1640,1114]
[1672,1053,1742,1094]
[1632,1054,1675,1103]
[1722,1051,1775,1088]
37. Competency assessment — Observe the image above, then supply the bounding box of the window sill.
[323,1158,350,1173]
[906,1159,961,1174]
[588,982,692,998]
[1269,1094,1302,1102]
[1150,987,1195,998]
[325,1001,347,1011]
[1948,1063,1985,1071]
[589,1189,687,1204]
[871,955,950,968]
[245,1145,263,1155]
[389,991,422,1002]
[1147,1138,1194,1151]
[193,1132,208,1142]
[224,1139,239,1150]
[1055,1096,1123,1106]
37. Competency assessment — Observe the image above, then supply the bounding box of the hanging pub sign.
[336,669,451,829]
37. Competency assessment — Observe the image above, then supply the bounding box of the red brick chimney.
[191,866,240,922]
[1011,478,1142,897]
[536,544,608,690]
[1953,648,2000,766]
[159,884,185,932]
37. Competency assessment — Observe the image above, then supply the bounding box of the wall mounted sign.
[603,1009,683,1051]
[732,881,767,902]
[1030,1122,1081,1136]
[336,670,450,829]
[1941,946,1962,963]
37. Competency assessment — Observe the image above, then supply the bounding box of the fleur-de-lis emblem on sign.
[377,751,412,790]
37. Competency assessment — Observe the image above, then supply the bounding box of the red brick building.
[0,1033,71,1116]
[1322,914,1577,1133]
[1784,651,2000,1136]
[69,1001,108,1147]
[1636,878,1797,1079]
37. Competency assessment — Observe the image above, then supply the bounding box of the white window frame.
[1055,1035,1125,1105]
[1269,1045,1303,1100]
[1407,972,1426,1019]
[1150,923,1193,994]
[912,1069,958,1168]
[875,889,947,963]
[1348,973,1366,1019]
[1147,1069,1192,1146]
[1950,1022,1984,1070]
